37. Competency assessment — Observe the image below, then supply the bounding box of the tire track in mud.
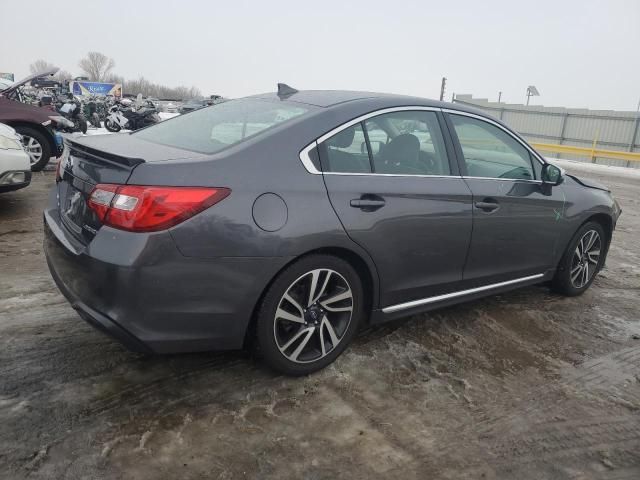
[489,417,640,460]
[466,345,640,475]
[473,344,640,431]
[80,355,255,418]
[0,352,261,475]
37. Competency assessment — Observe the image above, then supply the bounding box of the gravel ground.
[0,163,639,479]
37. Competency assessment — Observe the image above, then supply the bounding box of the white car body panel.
[0,123,31,189]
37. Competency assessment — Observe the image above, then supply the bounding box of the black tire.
[14,126,52,172]
[255,254,364,376]
[78,118,88,134]
[104,118,121,132]
[90,113,101,128]
[551,221,607,296]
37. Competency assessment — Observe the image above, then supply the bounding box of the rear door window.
[364,111,450,175]
[319,110,452,176]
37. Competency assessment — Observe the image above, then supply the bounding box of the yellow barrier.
[530,142,640,163]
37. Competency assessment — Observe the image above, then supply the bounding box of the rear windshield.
[135,98,310,154]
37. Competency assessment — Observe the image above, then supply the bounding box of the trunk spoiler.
[67,138,145,168]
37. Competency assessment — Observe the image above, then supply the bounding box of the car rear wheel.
[15,127,52,172]
[551,221,606,296]
[255,255,364,376]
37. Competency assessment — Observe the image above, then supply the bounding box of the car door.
[445,111,567,284]
[317,108,473,308]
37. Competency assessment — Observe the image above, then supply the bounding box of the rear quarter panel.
[126,107,383,304]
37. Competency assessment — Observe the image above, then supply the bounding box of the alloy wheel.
[273,269,353,364]
[570,229,601,289]
[21,135,43,165]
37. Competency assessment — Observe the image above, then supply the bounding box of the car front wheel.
[255,255,364,376]
[15,127,52,172]
[552,221,606,296]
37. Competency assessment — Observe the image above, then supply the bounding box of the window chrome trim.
[382,273,545,314]
[298,105,548,176]
[298,141,321,174]
[316,106,441,145]
[441,108,547,166]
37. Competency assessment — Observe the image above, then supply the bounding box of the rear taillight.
[88,184,230,232]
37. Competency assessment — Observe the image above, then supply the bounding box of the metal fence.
[452,94,640,168]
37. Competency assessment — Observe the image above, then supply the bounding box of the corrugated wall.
[453,95,640,168]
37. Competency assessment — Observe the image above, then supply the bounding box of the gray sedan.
[44,86,621,375]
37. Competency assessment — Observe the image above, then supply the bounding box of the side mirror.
[541,163,564,186]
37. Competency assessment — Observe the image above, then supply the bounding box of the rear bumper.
[44,204,292,354]
[46,254,153,353]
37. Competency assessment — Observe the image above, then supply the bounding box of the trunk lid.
[57,134,209,244]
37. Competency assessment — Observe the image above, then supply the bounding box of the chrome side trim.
[323,172,461,178]
[462,176,543,184]
[382,273,545,314]
[440,108,547,166]
[298,141,321,174]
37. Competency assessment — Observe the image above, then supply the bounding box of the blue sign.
[70,81,122,97]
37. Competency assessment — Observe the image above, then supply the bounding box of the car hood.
[0,68,59,94]
[0,96,54,124]
[566,173,610,192]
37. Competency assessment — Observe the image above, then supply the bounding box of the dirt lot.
[1,163,639,479]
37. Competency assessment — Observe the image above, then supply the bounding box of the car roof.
[249,89,490,118]
[251,89,445,107]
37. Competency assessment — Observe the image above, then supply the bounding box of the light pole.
[498,91,502,103]
[526,85,540,105]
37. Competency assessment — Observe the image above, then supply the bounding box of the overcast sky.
[1,0,638,110]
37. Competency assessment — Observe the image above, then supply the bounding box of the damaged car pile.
[0,68,171,177]
[0,69,68,172]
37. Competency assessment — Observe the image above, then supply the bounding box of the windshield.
[135,98,311,154]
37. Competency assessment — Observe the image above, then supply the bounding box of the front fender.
[552,179,618,266]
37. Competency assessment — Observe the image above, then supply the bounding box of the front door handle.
[350,195,386,211]
[474,200,499,212]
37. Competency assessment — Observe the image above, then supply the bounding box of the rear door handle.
[474,200,499,212]
[350,196,386,211]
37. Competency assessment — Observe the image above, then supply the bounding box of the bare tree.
[29,59,57,75]
[78,52,115,81]
[54,70,73,82]
[123,76,202,100]
[104,73,125,85]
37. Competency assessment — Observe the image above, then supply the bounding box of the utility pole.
[498,91,502,103]
[439,77,446,101]
[526,86,540,106]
